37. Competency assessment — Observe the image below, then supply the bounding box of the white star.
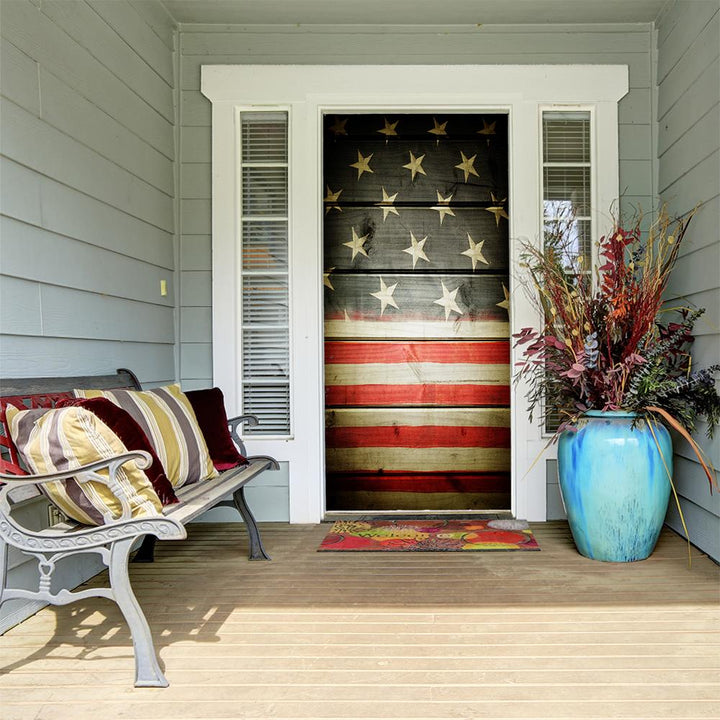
[431,191,455,224]
[343,227,369,261]
[455,151,479,182]
[350,150,374,179]
[460,233,489,271]
[497,283,510,313]
[376,187,399,221]
[403,151,426,181]
[370,276,399,316]
[377,118,399,136]
[402,232,430,269]
[433,281,463,320]
[324,186,343,214]
[323,267,335,290]
[427,118,448,137]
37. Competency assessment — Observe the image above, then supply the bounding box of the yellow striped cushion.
[6,405,163,526]
[74,384,218,488]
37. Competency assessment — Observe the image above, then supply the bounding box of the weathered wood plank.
[326,407,510,428]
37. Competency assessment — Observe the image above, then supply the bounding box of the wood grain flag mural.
[323,114,510,510]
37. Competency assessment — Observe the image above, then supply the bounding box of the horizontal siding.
[656,0,720,561]
[0,0,176,388]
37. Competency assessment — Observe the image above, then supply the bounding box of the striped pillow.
[74,384,218,488]
[6,405,163,526]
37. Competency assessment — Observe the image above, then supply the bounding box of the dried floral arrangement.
[514,206,720,446]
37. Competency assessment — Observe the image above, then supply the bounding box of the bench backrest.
[0,368,142,475]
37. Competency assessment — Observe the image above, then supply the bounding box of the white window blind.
[240,112,290,436]
[541,111,592,433]
[542,112,592,273]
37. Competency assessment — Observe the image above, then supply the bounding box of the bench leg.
[133,535,157,563]
[232,487,271,561]
[109,537,168,687]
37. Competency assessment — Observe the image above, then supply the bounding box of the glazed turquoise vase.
[557,411,672,562]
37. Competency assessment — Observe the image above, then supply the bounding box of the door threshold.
[324,509,514,522]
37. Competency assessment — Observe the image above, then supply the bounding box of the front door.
[323,112,510,511]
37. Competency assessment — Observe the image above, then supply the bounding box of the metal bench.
[0,368,278,687]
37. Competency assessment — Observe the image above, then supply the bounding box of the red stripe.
[325,384,510,407]
[326,425,510,449]
[326,472,510,493]
[325,341,509,365]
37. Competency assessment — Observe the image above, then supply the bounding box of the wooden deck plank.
[1,521,718,719]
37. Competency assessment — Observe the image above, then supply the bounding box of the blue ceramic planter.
[557,411,672,562]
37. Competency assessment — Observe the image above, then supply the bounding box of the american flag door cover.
[323,114,511,511]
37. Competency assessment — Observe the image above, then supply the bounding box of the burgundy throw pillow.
[56,397,179,505]
[184,388,248,471]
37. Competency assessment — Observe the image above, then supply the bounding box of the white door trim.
[202,64,628,523]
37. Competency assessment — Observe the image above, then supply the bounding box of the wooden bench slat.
[0,368,277,688]
[165,460,271,526]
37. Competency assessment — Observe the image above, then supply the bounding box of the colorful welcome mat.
[318,519,540,552]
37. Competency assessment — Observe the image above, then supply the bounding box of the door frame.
[202,64,628,523]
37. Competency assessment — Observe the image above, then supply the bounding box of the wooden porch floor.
[1,521,718,719]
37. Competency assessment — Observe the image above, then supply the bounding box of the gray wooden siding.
[656,0,720,561]
[0,0,177,631]
[0,0,177,385]
[177,22,656,520]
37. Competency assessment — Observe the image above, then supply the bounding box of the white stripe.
[325,362,509,386]
[326,447,510,472]
[326,408,511,428]
[325,319,509,339]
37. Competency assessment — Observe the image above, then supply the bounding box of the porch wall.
[177,22,656,522]
[0,0,178,385]
[0,0,178,631]
[655,0,720,560]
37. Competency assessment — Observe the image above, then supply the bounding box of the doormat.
[318,519,540,552]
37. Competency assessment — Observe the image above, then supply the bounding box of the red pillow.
[184,388,248,471]
[56,397,179,506]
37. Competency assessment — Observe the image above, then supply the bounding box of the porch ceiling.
[161,0,668,26]
[1,521,718,718]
